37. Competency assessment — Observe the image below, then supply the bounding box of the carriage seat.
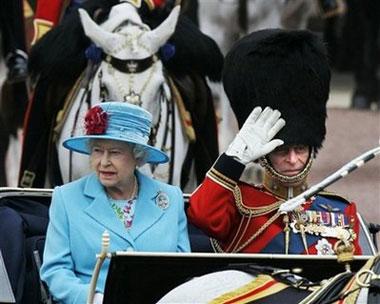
[0,188,377,304]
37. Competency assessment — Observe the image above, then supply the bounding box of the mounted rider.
[188,28,363,255]
[19,0,222,189]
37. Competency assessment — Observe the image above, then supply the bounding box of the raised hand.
[226,106,286,164]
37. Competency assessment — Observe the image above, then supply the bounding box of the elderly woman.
[40,102,190,303]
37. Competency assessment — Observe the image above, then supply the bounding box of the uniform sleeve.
[40,187,89,303]
[187,154,245,241]
[175,186,191,252]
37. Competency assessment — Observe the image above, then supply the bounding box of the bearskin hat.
[223,29,330,151]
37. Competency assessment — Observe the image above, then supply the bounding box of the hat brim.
[63,135,169,164]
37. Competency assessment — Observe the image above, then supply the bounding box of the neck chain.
[108,176,138,229]
[105,55,157,106]
[107,175,138,201]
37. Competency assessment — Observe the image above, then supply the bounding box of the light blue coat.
[40,171,190,304]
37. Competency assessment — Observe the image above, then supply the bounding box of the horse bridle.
[103,53,156,73]
[148,82,175,184]
[98,52,159,107]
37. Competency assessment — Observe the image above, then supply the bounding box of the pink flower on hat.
[84,106,108,135]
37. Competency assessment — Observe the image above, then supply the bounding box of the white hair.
[87,139,148,166]
[132,143,149,166]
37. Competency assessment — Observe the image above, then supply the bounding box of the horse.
[18,0,222,191]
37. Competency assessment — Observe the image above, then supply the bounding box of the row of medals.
[286,208,355,254]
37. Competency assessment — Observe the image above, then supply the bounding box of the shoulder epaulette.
[318,191,351,204]
[207,167,237,192]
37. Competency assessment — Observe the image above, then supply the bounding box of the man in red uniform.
[187,28,362,255]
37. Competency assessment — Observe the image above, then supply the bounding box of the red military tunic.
[188,154,362,255]
[32,0,70,44]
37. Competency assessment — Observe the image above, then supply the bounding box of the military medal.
[290,209,356,253]
[315,238,334,255]
[155,191,170,210]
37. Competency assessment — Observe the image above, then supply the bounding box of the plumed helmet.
[223,29,330,151]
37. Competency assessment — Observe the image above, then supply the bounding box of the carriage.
[0,187,379,304]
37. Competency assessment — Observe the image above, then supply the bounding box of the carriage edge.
[0,187,378,303]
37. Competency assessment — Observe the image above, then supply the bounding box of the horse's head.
[78,2,180,123]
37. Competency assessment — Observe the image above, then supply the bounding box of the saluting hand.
[226,106,286,165]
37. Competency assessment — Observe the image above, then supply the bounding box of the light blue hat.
[63,102,169,164]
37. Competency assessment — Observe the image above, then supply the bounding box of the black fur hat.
[223,29,330,150]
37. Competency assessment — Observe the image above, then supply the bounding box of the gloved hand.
[226,106,286,164]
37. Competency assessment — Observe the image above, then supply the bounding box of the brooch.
[155,191,170,210]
